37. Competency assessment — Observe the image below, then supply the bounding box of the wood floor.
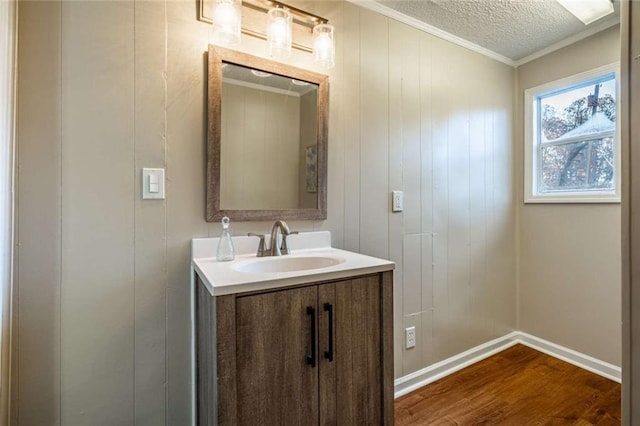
[395,344,621,425]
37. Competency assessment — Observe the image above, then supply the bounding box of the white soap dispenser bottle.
[216,216,235,262]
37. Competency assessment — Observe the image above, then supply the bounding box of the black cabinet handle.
[306,306,316,368]
[324,303,334,362]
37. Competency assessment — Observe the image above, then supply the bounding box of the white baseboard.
[394,332,520,398]
[516,332,621,383]
[394,331,622,399]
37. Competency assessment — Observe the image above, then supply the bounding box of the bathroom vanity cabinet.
[195,271,394,425]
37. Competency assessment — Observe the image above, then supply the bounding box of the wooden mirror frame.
[206,45,329,222]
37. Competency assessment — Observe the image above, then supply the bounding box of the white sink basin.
[231,255,346,274]
[193,232,395,295]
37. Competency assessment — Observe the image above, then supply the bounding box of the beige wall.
[384,17,516,374]
[220,83,301,210]
[516,25,622,366]
[15,1,516,424]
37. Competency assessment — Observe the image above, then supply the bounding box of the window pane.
[540,76,616,142]
[541,138,615,192]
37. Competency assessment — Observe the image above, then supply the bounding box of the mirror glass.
[207,46,328,222]
[220,63,318,210]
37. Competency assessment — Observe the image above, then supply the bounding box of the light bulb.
[271,18,288,42]
[267,8,292,59]
[313,24,335,70]
[212,0,241,45]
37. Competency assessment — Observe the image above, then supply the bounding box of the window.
[524,64,620,203]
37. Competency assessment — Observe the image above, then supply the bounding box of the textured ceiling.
[376,0,620,61]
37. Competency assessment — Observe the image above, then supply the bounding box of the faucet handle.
[280,230,299,255]
[248,233,267,257]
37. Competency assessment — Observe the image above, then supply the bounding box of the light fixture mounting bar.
[199,0,328,53]
[245,0,328,28]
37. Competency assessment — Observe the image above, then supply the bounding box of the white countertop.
[192,231,395,296]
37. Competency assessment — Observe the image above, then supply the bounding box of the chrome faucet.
[268,220,298,256]
[248,220,298,257]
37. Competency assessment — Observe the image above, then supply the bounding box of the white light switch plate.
[392,190,403,212]
[142,168,165,200]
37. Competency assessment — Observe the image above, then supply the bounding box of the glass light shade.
[312,24,335,70]
[556,0,614,25]
[211,0,241,45]
[267,8,292,59]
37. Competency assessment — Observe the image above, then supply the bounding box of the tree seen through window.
[538,75,616,192]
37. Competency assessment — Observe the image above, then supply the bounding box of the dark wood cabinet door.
[318,276,386,425]
[235,286,319,425]
[318,282,337,425]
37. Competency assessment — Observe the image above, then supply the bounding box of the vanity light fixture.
[556,0,614,25]
[203,0,335,68]
[211,0,242,45]
[312,24,335,70]
[267,7,293,59]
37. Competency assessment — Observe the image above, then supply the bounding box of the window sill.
[524,194,621,204]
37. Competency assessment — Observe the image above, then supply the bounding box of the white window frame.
[524,63,621,203]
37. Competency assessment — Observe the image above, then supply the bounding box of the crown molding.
[347,0,517,67]
[347,0,620,69]
[513,16,620,67]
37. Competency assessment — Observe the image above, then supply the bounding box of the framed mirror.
[206,45,328,222]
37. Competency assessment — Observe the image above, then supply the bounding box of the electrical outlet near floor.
[405,326,416,349]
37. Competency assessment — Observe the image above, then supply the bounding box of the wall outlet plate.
[392,190,403,212]
[405,326,416,349]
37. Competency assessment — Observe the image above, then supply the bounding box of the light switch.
[142,168,165,200]
[148,173,159,193]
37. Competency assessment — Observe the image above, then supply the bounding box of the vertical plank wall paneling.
[387,19,406,377]
[358,8,389,262]
[15,0,516,423]
[322,2,345,250]
[385,23,516,373]
[16,2,62,424]
[220,85,301,210]
[341,2,362,254]
[60,1,135,424]
[165,1,210,423]
[418,32,435,368]
[389,20,422,375]
[430,36,453,364]
[490,64,517,339]
[133,1,168,424]
[445,44,473,357]
[468,60,489,346]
